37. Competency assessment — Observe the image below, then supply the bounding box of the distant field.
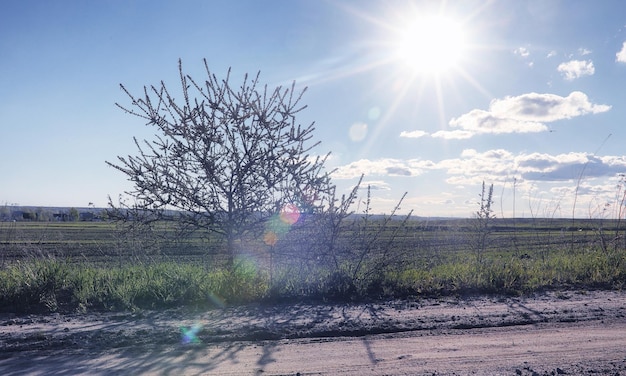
[0,221,222,265]
[1,217,623,265]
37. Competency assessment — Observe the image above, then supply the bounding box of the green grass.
[0,258,268,313]
[1,218,625,313]
[383,249,626,296]
[1,246,624,313]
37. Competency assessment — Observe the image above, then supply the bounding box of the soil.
[1,290,625,375]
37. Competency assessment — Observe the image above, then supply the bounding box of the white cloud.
[437,149,515,182]
[399,130,428,139]
[332,158,433,179]
[519,153,626,181]
[332,150,626,216]
[546,50,557,58]
[450,109,548,134]
[514,47,530,58]
[513,47,534,67]
[360,180,391,191]
[488,91,610,121]
[616,42,626,63]
[435,149,626,186]
[578,47,592,56]
[431,129,473,139]
[445,91,609,138]
[334,149,626,216]
[557,60,595,80]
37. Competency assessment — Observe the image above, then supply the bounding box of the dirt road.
[1,290,625,375]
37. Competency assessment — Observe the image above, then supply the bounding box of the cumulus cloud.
[616,42,626,63]
[519,153,626,181]
[436,149,626,185]
[386,166,412,176]
[488,91,609,121]
[441,92,610,139]
[450,110,547,134]
[333,149,626,216]
[360,180,391,191]
[431,129,473,139]
[332,158,433,179]
[399,130,428,139]
[437,149,515,181]
[557,59,595,80]
[332,149,626,217]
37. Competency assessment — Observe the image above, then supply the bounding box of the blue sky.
[2,0,626,218]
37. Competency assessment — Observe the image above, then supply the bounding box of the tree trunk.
[225,234,235,270]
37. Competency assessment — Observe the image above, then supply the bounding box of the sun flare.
[395,15,467,76]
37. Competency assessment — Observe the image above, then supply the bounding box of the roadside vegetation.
[1,210,625,314]
[2,60,624,314]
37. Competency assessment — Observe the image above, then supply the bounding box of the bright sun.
[395,15,467,76]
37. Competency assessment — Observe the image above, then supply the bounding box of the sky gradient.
[2,0,626,218]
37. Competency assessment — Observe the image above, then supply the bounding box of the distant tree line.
[0,206,105,222]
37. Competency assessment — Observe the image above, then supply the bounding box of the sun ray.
[394,14,467,75]
[293,1,496,165]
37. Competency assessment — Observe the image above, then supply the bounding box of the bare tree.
[107,59,332,267]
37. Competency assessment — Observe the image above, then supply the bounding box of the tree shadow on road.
[0,300,371,375]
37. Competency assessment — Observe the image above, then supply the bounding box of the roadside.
[1,289,625,375]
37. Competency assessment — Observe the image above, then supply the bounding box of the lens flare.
[207,292,226,308]
[279,203,301,225]
[264,203,301,246]
[368,106,381,121]
[349,122,368,142]
[263,231,278,246]
[180,323,202,344]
